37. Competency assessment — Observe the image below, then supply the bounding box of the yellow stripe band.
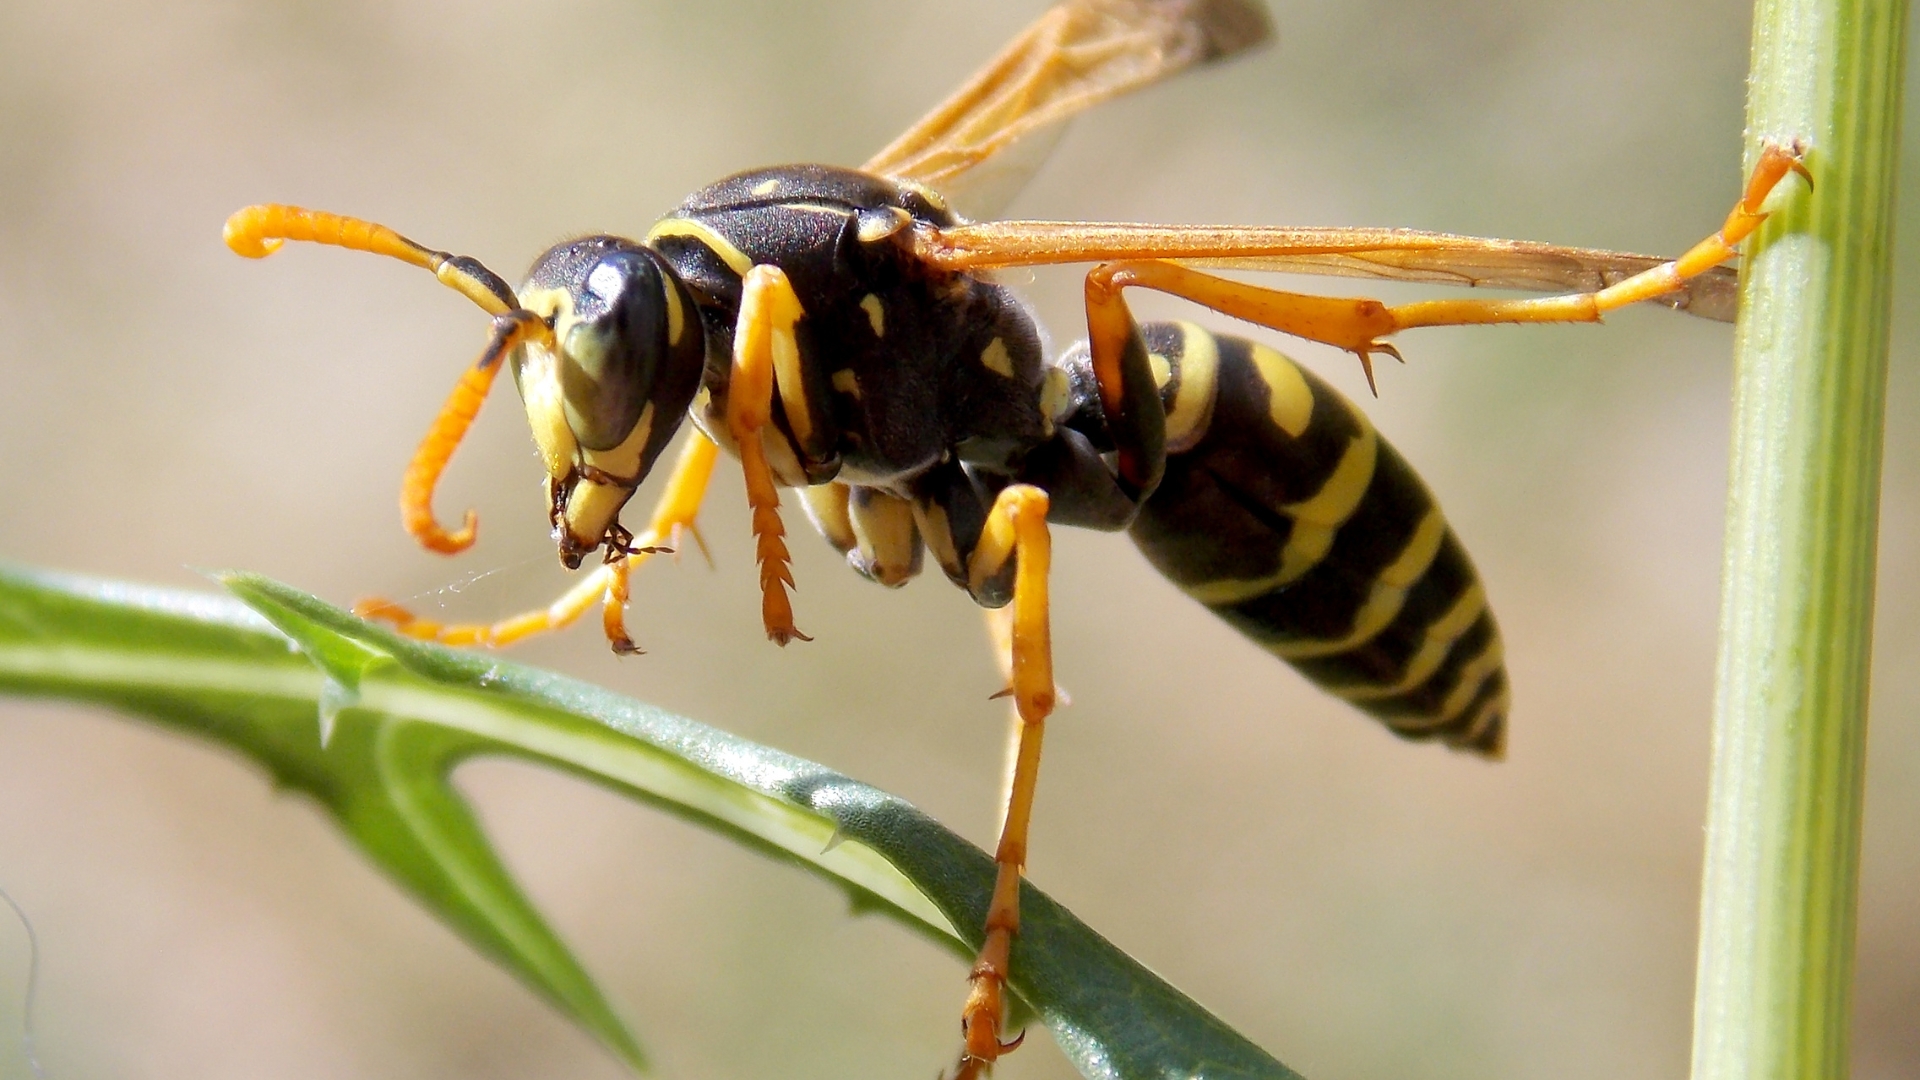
[1285,418,1377,527]
[1389,638,1507,735]
[1248,342,1314,438]
[1265,510,1446,660]
[1163,322,1219,453]
[1332,583,1486,702]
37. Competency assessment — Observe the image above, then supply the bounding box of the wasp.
[222,0,1807,1074]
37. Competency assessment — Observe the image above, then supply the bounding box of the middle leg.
[950,483,1054,1080]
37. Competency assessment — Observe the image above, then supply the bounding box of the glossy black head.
[511,236,706,565]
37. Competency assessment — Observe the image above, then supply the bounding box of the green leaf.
[0,564,1304,1080]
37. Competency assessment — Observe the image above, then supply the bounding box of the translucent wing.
[863,0,1274,219]
[913,221,1742,321]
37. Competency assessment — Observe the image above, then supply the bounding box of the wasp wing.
[913,221,1740,322]
[863,0,1273,219]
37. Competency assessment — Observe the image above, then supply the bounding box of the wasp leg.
[356,432,721,650]
[1385,141,1809,332]
[950,484,1053,1080]
[1087,141,1810,393]
[727,265,812,645]
[630,429,721,566]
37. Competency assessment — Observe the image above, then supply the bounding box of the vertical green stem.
[1691,3,1906,1080]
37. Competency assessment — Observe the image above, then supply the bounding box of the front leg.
[726,265,813,644]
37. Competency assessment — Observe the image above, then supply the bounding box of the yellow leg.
[356,433,721,651]
[1389,142,1812,329]
[981,606,1023,825]
[726,265,812,645]
[1086,142,1811,392]
[953,485,1053,1080]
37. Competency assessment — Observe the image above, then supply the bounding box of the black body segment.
[1119,323,1508,754]
[646,165,1052,491]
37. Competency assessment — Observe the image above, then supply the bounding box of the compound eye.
[557,250,670,451]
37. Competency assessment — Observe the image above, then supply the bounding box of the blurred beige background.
[0,1,1915,1078]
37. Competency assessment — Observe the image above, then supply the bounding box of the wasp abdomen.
[1126,323,1508,756]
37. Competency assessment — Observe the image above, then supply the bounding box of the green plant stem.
[1692,3,1906,1079]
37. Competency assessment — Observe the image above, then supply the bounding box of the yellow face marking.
[1248,343,1314,438]
[831,368,862,400]
[980,337,1014,378]
[1148,351,1172,388]
[1163,322,1219,453]
[512,335,581,483]
[517,284,569,318]
[563,402,657,548]
[580,401,656,484]
[860,293,886,337]
[645,217,754,278]
[750,177,780,196]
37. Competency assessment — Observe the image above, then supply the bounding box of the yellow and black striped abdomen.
[1127,322,1508,756]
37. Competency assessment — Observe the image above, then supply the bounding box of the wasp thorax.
[511,236,706,567]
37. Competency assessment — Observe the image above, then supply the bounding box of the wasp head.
[512,237,706,568]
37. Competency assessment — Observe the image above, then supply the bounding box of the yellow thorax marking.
[646,217,754,278]
[980,337,1014,378]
